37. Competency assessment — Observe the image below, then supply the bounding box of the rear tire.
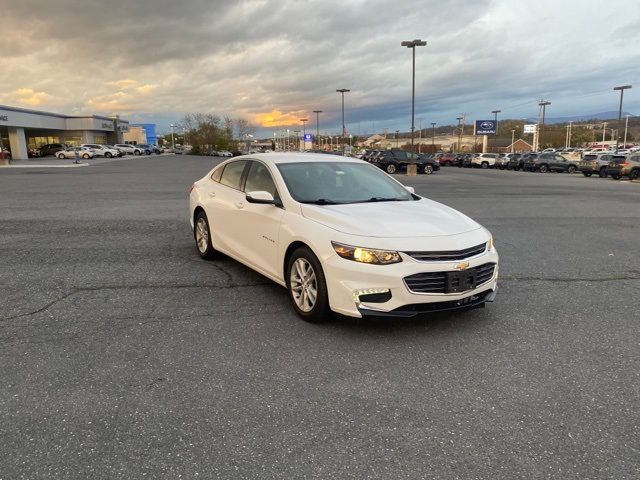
[287,247,330,323]
[386,163,397,174]
[105,152,112,158]
[630,169,640,181]
[481,161,489,169]
[599,167,608,178]
[194,210,218,260]
[82,154,90,159]
[423,164,434,175]
[539,164,549,173]
[567,165,576,173]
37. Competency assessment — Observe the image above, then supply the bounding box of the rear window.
[583,155,597,161]
[219,160,247,190]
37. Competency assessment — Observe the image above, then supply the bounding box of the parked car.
[606,154,640,180]
[372,149,439,174]
[189,153,498,321]
[81,144,120,158]
[104,145,124,157]
[114,144,144,155]
[524,153,578,173]
[38,143,67,157]
[578,153,625,178]
[438,153,457,166]
[471,153,499,168]
[137,143,161,155]
[55,147,95,159]
[496,153,520,170]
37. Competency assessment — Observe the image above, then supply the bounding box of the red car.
[438,153,456,166]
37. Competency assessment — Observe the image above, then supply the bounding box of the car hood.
[300,198,482,238]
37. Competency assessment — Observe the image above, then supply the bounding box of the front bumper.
[324,248,499,318]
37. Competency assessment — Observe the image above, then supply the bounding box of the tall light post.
[623,115,630,146]
[491,109,501,135]
[395,130,400,148]
[456,117,463,153]
[401,39,427,152]
[336,88,350,155]
[538,100,551,151]
[567,121,573,149]
[602,122,607,144]
[300,118,308,151]
[169,124,176,149]
[511,129,515,153]
[614,85,632,152]
[431,122,436,148]
[313,110,322,148]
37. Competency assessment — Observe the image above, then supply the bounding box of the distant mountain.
[522,111,635,124]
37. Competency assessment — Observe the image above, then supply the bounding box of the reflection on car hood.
[300,198,481,238]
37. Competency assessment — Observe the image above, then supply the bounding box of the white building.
[0,105,130,159]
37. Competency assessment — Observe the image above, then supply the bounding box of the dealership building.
[0,104,130,159]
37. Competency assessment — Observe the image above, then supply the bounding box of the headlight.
[487,236,494,251]
[331,241,402,265]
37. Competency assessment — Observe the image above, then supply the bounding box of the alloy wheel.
[290,258,317,313]
[195,217,209,254]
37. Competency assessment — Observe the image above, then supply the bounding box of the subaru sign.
[475,120,496,135]
[304,133,313,142]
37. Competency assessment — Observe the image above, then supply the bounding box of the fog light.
[353,288,391,303]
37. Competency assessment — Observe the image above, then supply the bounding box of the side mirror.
[246,190,276,205]
[404,186,415,194]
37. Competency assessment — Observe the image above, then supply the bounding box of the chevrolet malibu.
[189,153,498,322]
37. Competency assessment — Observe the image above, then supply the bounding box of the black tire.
[286,246,330,323]
[506,165,513,170]
[105,152,112,158]
[385,163,397,174]
[145,150,151,155]
[57,154,65,159]
[423,164,434,175]
[193,210,218,260]
[567,165,576,174]
[134,150,141,155]
[630,169,640,181]
[539,164,549,173]
[583,172,592,177]
[82,154,90,159]
[481,161,489,169]
[599,167,608,178]
[611,174,621,180]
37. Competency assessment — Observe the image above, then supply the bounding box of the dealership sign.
[0,115,8,122]
[523,124,536,134]
[304,133,313,142]
[475,120,496,135]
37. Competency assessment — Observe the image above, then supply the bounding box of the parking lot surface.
[1,155,639,479]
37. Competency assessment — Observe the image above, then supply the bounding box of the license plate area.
[446,270,477,293]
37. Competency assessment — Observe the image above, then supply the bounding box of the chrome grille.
[404,263,496,294]
[404,243,486,262]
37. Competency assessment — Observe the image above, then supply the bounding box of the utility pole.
[613,85,632,153]
[456,117,463,153]
[395,130,399,148]
[431,122,436,148]
[491,109,501,134]
[417,117,423,153]
[511,129,515,153]
[313,110,322,149]
[336,88,350,155]
[568,121,573,148]
[602,122,607,145]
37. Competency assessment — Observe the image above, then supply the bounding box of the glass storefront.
[27,136,61,149]
[64,136,83,146]
[94,135,107,144]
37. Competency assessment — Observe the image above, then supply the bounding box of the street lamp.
[313,110,322,148]
[401,39,427,153]
[300,118,308,151]
[336,88,350,155]
[456,117,463,153]
[511,129,515,153]
[431,122,436,148]
[614,85,632,152]
[395,130,400,148]
[491,109,501,134]
[538,100,551,151]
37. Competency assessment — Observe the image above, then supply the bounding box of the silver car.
[56,147,95,159]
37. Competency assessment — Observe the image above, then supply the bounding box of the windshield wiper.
[301,199,340,205]
[365,197,407,202]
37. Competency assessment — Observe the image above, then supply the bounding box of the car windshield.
[277,161,414,204]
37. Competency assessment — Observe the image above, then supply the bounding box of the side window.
[210,166,223,182]
[219,160,247,190]
[244,161,278,197]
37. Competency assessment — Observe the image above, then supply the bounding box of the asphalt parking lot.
[1,155,639,479]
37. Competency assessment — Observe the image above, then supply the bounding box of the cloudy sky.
[1,0,638,136]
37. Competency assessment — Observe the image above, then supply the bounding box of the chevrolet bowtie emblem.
[454,261,470,270]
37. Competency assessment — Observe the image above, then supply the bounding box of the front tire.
[83,154,90,159]
[194,210,217,259]
[481,161,489,169]
[630,169,640,181]
[423,164,434,175]
[567,165,576,173]
[385,163,397,174]
[539,164,549,173]
[287,247,330,322]
[599,167,608,178]
[105,152,112,158]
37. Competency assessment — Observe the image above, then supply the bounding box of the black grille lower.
[404,243,486,262]
[404,263,496,294]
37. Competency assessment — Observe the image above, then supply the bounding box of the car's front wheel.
[599,167,608,178]
[287,247,330,322]
[630,169,640,181]
[539,164,549,173]
[567,165,576,173]
[423,164,434,175]
[105,152,112,158]
[194,210,217,259]
[82,154,90,159]
[385,163,397,174]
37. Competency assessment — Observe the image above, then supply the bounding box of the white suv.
[81,144,120,158]
[471,153,499,168]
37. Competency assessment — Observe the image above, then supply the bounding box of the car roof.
[235,152,364,164]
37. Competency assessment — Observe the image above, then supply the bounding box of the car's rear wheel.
[481,161,489,169]
[423,164,434,175]
[630,169,640,181]
[386,163,397,174]
[134,150,140,155]
[194,210,217,259]
[583,172,592,177]
[105,152,112,158]
[567,165,576,173]
[82,154,90,159]
[57,154,64,159]
[599,167,608,178]
[539,164,549,173]
[287,247,330,322]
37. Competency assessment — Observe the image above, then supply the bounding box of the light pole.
[614,85,632,152]
[511,129,515,153]
[300,118,308,151]
[313,110,322,148]
[431,122,436,148]
[491,109,501,134]
[567,121,573,149]
[169,124,175,149]
[623,115,630,146]
[602,122,607,145]
[336,88,350,155]
[395,130,400,148]
[456,117,463,153]
[401,39,427,153]
[538,100,551,151]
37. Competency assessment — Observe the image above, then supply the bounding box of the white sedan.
[189,153,498,322]
[56,147,95,159]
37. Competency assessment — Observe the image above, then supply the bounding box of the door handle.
[208,192,216,197]
[235,201,244,209]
